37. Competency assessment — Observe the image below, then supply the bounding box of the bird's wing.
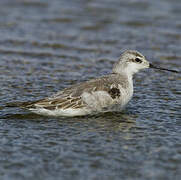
[25,74,125,110]
[24,91,86,110]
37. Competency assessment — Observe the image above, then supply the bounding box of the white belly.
[29,107,92,117]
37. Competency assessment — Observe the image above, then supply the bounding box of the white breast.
[117,83,133,108]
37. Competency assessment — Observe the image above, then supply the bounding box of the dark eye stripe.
[134,58,142,63]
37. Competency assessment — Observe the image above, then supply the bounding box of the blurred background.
[0,0,181,179]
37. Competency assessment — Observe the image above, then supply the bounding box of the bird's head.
[113,50,150,76]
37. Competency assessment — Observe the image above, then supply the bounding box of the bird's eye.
[135,58,142,63]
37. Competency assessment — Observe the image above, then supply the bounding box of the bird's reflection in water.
[2,110,137,136]
[95,112,136,132]
[58,111,138,134]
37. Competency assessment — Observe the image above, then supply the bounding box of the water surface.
[0,0,181,179]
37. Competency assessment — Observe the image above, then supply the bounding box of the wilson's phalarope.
[20,50,178,117]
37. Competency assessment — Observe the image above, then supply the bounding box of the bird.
[18,50,178,117]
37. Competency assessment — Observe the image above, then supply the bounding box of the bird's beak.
[149,63,179,73]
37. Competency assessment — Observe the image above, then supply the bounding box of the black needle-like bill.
[150,63,179,73]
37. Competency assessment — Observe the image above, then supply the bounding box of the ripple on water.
[0,0,181,179]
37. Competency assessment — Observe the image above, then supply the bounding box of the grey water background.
[0,0,181,179]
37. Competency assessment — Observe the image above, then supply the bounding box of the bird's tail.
[6,100,41,108]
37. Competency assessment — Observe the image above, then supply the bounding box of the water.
[0,0,181,179]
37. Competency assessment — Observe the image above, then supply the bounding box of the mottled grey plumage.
[26,73,129,110]
[22,50,150,116]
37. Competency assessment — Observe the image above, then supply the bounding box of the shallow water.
[0,0,181,179]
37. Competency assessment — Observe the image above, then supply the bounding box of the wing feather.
[25,74,128,110]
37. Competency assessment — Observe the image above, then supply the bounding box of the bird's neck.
[113,64,138,78]
[122,72,133,86]
[113,70,134,83]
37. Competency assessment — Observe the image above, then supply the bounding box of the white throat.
[113,64,139,80]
